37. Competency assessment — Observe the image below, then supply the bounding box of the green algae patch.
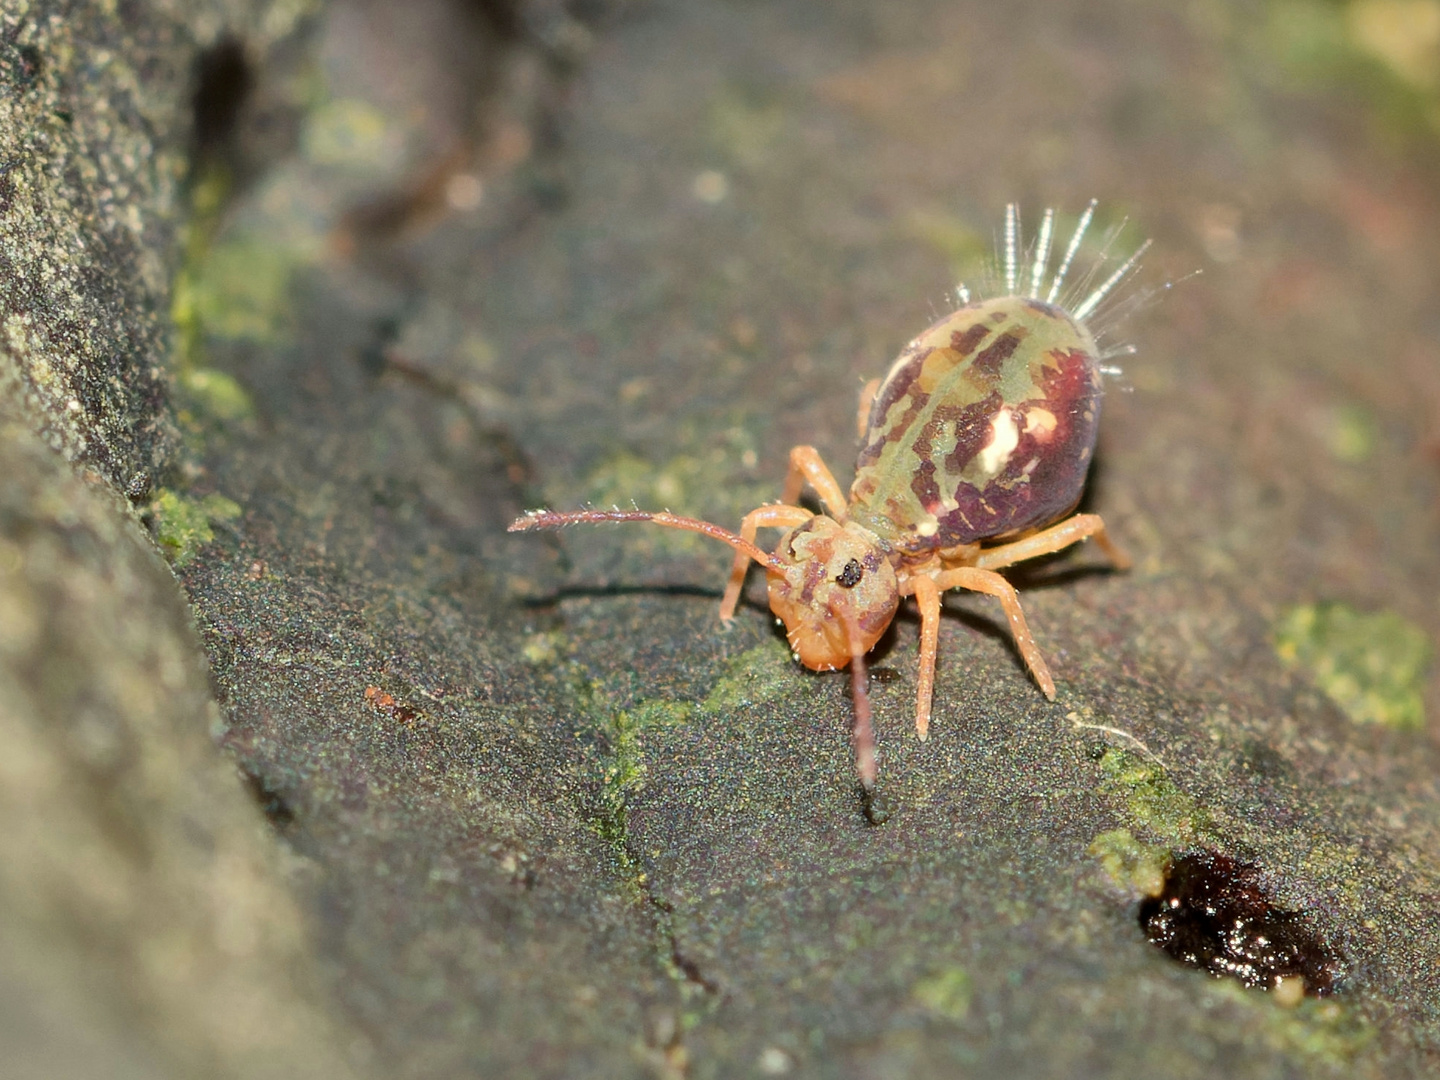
[567,438,769,541]
[181,236,306,345]
[552,422,769,554]
[1205,980,1375,1065]
[1260,0,1440,144]
[149,490,242,566]
[902,207,988,269]
[595,698,694,847]
[1275,603,1431,730]
[580,643,800,854]
[177,367,255,423]
[302,97,397,169]
[702,644,799,714]
[1325,403,1377,463]
[911,966,972,1022]
[170,158,323,359]
[521,630,566,666]
[591,645,796,835]
[580,450,699,514]
[1089,828,1170,898]
[708,84,787,168]
[1096,749,1217,847]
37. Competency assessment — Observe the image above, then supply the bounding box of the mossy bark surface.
[178,1,1440,1075]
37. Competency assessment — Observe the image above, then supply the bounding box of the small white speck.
[66,398,82,413]
[1197,202,1242,263]
[1023,408,1057,439]
[1273,974,1306,1008]
[692,170,729,204]
[445,172,484,212]
[757,1046,792,1074]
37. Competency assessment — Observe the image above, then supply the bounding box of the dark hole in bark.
[1139,850,1343,997]
[191,35,252,159]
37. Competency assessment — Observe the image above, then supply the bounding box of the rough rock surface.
[177,0,1440,1075]
[0,410,359,1079]
[0,2,359,1078]
[0,0,315,492]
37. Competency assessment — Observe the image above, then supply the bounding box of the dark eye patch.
[835,559,863,588]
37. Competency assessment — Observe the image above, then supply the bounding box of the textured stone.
[0,411,358,1079]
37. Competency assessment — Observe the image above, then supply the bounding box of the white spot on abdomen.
[1024,408,1057,440]
[977,408,1020,476]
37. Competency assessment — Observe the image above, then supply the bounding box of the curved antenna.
[832,606,877,794]
[509,507,783,572]
[849,648,876,792]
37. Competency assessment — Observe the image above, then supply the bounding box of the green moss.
[911,967,972,1022]
[902,208,988,271]
[177,367,254,422]
[1206,981,1375,1064]
[149,490,242,566]
[1275,603,1431,730]
[1089,829,1171,897]
[1096,748,1216,847]
[170,165,232,371]
[595,697,694,848]
[184,236,304,345]
[1260,0,1440,141]
[169,164,303,424]
[701,644,800,713]
[1326,403,1376,463]
[708,84,787,167]
[302,97,395,169]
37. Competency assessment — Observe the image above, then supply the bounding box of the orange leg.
[718,503,812,622]
[856,378,880,439]
[974,513,1131,573]
[780,446,849,520]
[905,575,943,741]
[902,567,1057,738]
[932,566,1056,701]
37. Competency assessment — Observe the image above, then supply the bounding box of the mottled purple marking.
[971,332,1023,380]
[858,376,930,469]
[950,322,991,356]
[909,457,941,511]
[939,395,1004,478]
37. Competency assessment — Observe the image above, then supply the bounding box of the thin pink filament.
[510,508,782,572]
